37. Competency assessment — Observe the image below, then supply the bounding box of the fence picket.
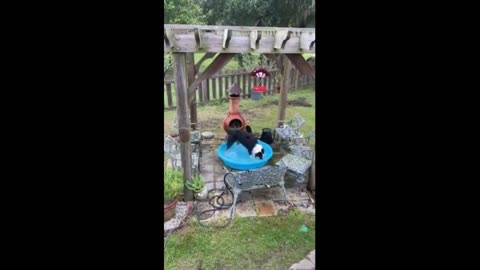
[164,67,313,105]
[212,77,217,99]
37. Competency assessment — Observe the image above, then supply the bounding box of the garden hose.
[193,173,236,228]
[165,173,236,249]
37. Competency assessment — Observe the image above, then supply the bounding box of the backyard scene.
[164,1,316,269]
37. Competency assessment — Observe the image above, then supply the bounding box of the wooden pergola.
[164,24,316,200]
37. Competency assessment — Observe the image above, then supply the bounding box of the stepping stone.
[289,258,314,270]
[237,191,252,203]
[306,250,315,264]
[235,199,257,217]
[201,164,215,174]
[268,188,289,201]
[205,181,225,191]
[251,189,272,201]
[254,199,276,217]
[273,201,292,215]
[286,190,310,201]
[200,172,215,183]
[201,131,215,139]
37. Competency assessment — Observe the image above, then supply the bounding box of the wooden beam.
[164,25,315,53]
[186,53,197,130]
[188,53,235,105]
[194,52,216,74]
[277,56,291,127]
[300,32,315,51]
[194,28,204,49]
[223,29,232,49]
[274,30,290,50]
[285,54,315,79]
[164,28,175,49]
[308,146,315,191]
[172,53,193,201]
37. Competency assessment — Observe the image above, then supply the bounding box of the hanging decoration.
[250,67,271,93]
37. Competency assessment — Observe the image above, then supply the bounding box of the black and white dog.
[226,125,265,159]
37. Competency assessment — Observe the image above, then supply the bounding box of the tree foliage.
[199,0,315,27]
[164,0,206,24]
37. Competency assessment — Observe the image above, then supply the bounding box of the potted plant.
[186,175,208,200]
[164,168,184,222]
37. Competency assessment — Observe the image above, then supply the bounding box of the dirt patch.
[197,117,223,131]
[264,97,312,107]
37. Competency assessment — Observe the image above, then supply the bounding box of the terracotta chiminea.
[223,83,246,133]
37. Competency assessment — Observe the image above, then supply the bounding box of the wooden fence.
[164,68,314,109]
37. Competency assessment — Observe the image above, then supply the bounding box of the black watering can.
[259,128,274,144]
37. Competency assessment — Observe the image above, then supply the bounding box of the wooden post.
[308,146,316,191]
[186,53,197,130]
[172,53,193,201]
[218,74,223,99]
[278,56,291,127]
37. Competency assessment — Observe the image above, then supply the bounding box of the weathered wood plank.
[308,146,315,191]
[224,76,229,96]
[188,53,235,104]
[300,32,315,51]
[165,83,173,108]
[164,25,315,53]
[212,77,217,99]
[278,56,291,127]
[198,80,203,103]
[274,30,291,50]
[186,53,197,129]
[293,69,299,90]
[202,81,208,103]
[194,28,204,49]
[218,74,223,98]
[165,24,314,32]
[206,79,210,101]
[247,75,252,96]
[194,52,216,74]
[172,53,193,201]
[242,74,247,98]
[285,54,315,78]
[250,30,259,50]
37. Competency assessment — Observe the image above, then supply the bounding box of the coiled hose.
[193,172,236,228]
[165,173,236,249]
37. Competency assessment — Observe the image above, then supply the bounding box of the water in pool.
[224,142,258,162]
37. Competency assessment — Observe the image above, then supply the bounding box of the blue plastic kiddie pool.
[217,141,273,170]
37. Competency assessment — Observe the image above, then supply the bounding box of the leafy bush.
[164,168,184,203]
[186,175,205,192]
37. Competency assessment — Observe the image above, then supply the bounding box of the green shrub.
[164,168,184,203]
[185,175,205,192]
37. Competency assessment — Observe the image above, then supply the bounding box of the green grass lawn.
[164,87,315,146]
[164,210,315,270]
